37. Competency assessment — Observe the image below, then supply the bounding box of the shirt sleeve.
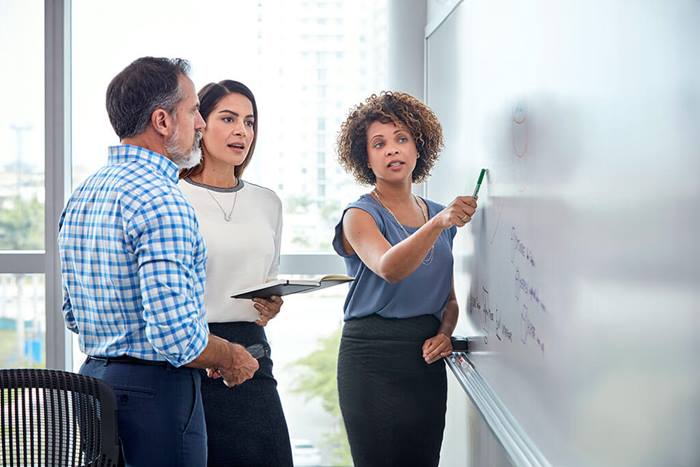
[61,283,78,333]
[58,209,78,334]
[127,193,209,367]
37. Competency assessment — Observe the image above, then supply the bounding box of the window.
[0,0,46,368]
[0,274,45,368]
[0,1,45,251]
[71,0,388,254]
[266,286,349,466]
[70,1,389,464]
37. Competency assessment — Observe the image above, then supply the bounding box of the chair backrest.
[0,368,120,467]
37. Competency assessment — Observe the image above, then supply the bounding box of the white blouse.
[179,178,282,323]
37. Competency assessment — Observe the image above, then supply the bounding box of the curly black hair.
[337,91,444,185]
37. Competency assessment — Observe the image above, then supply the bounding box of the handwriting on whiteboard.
[511,226,536,267]
[469,225,548,355]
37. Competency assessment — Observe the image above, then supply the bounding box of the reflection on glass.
[72,0,387,254]
[0,0,45,251]
[0,274,45,368]
[266,285,350,466]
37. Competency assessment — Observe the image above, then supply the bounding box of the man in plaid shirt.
[58,57,258,467]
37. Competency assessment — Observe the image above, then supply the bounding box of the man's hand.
[207,343,259,387]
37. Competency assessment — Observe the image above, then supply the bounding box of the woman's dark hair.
[106,57,190,139]
[337,91,444,185]
[180,80,258,180]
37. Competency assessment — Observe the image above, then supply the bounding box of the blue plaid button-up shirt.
[58,144,208,366]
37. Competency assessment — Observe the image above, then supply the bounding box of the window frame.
[0,0,71,370]
[44,0,72,369]
[40,0,346,370]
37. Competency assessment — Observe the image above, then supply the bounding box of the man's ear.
[151,108,171,137]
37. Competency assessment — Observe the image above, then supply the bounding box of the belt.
[88,355,172,367]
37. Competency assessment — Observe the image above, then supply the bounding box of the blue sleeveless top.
[332,194,457,321]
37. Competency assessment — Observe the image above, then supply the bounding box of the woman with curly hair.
[332,91,477,467]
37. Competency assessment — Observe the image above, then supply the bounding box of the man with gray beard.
[58,57,259,467]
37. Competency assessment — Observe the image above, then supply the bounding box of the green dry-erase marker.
[473,168,487,199]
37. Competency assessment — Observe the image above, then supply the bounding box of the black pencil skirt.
[337,314,447,467]
[201,322,293,467]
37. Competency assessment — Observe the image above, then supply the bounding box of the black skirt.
[201,322,293,467]
[337,314,447,467]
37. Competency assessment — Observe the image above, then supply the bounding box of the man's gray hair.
[106,57,190,139]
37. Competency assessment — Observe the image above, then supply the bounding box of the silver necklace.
[205,189,238,222]
[371,189,434,265]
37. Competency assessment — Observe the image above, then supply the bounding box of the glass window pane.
[72,0,388,254]
[0,274,45,368]
[72,3,387,461]
[0,1,45,251]
[266,285,350,466]
[70,333,86,373]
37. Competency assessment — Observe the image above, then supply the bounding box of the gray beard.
[166,130,202,169]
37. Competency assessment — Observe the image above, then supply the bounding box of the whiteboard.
[426,2,700,466]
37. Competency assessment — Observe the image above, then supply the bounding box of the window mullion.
[44,0,71,370]
[279,254,345,276]
[0,253,44,274]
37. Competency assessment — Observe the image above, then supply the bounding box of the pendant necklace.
[206,188,238,222]
[371,189,434,265]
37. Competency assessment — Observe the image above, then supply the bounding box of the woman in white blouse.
[179,80,292,467]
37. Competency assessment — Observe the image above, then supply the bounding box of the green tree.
[0,196,44,249]
[290,327,352,466]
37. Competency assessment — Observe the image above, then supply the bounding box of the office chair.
[0,368,120,467]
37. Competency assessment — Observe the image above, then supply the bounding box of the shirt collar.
[108,144,180,183]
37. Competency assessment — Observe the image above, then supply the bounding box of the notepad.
[230,275,354,299]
